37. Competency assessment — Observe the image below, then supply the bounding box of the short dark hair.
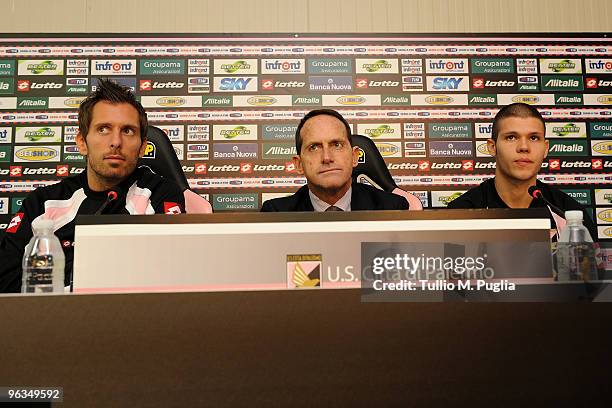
[78,78,148,141]
[491,102,545,142]
[295,109,352,153]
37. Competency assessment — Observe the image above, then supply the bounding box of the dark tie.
[325,205,343,212]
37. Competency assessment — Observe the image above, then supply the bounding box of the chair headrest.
[351,134,398,192]
[137,125,189,191]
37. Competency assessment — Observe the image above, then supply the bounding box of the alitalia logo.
[362,60,392,72]
[382,95,410,105]
[20,100,43,106]
[556,95,582,104]
[546,78,579,87]
[203,96,231,105]
[0,79,13,94]
[221,61,251,73]
[18,98,46,107]
[220,126,250,139]
[548,140,587,155]
[549,145,582,153]
[542,75,583,91]
[292,96,321,105]
[264,145,296,156]
[469,95,496,104]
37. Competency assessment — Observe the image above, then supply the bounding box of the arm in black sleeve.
[150,180,187,214]
[0,194,41,293]
[395,195,409,210]
[446,194,477,209]
[260,200,277,212]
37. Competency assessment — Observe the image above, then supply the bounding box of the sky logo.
[220,78,250,90]
[216,77,256,92]
[432,77,463,90]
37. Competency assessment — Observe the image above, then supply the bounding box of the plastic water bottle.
[556,210,598,282]
[21,218,65,293]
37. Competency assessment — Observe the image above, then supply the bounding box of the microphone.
[94,190,119,215]
[528,185,564,218]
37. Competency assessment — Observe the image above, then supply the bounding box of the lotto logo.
[472,78,484,88]
[462,160,474,171]
[549,159,560,170]
[164,202,182,214]
[140,80,152,91]
[195,163,207,174]
[592,158,603,170]
[17,80,30,92]
[355,78,368,88]
[285,161,297,173]
[56,164,69,176]
[418,161,430,171]
[586,78,598,88]
[6,212,24,233]
[261,79,274,90]
[10,166,22,177]
[240,162,253,173]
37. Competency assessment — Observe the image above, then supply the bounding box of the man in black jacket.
[448,102,596,240]
[261,109,408,212]
[0,79,185,293]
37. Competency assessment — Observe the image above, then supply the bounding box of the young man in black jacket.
[0,79,185,293]
[448,102,596,240]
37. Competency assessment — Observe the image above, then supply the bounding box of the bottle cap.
[564,210,583,222]
[32,218,54,232]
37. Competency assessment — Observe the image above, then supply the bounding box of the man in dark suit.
[261,109,408,212]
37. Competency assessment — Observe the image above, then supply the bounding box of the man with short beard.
[0,79,186,292]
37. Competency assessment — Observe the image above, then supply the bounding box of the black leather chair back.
[137,126,189,191]
[350,134,423,210]
[351,134,398,191]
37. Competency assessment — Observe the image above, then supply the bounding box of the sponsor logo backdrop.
[0,34,610,243]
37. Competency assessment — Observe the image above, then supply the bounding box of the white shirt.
[308,187,352,212]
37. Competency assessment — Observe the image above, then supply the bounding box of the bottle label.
[25,255,53,286]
